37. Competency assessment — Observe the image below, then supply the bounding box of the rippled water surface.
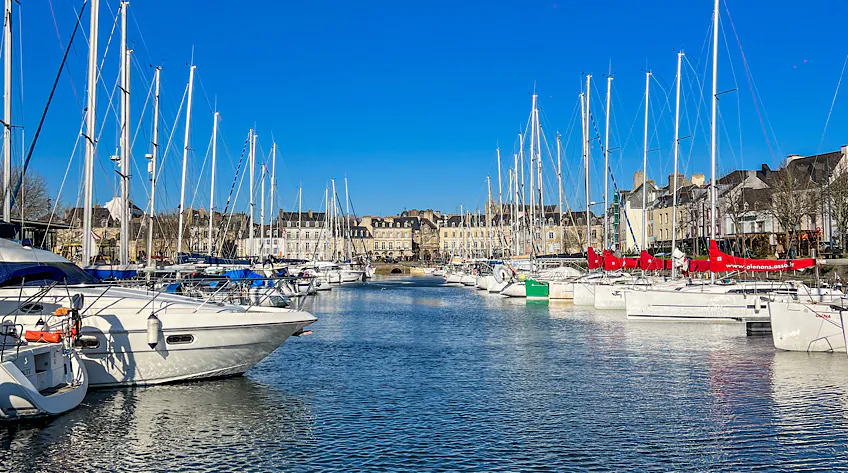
[5,276,848,472]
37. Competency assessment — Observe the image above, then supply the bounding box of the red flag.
[603,250,639,271]
[708,240,815,273]
[639,250,666,270]
[587,247,603,269]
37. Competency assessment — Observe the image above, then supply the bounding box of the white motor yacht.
[0,239,317,388]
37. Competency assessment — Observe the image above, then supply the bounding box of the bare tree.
[6,167,51,221]
[769,163,815,257]
[830,173,848,250]
[720,185,746,255]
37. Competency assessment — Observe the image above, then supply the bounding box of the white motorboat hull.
[593,284,626,310]
[488,278,508,293]
[769,301,846,352]
[340,270,364,283]
[624,289,769,323]
[476,276,489,290]
[573,282,596,306]
[5,287,316,388]
[460,275,477,287]
[444,274,462,284]
[501,281,526,298]
[547,281,574,300]
[0,345,88,420]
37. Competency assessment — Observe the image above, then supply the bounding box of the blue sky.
[12,0,848,217]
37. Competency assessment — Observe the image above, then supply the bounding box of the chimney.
[785,154,802,165]
[691,173,705,186]
[633,170,645,190]
[307,209,313,219]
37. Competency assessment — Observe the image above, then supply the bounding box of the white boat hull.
[0,345,88,420]
[476,276,489,290]
[770,301,846,352]
[573,282,596,306]
[624,288,769,323]
[501,281,526,298]
[460,275,477,286]
[547,281,574,300]
[488,278,508,293]
[593,284,626,310]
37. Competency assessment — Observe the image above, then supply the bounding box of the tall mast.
[641,71,651,253]
[323,187,328,260]
[81,0,100,266]
[584,74,592,252]
[270,142,276,246]
[710,0,719,283]
[496,146,503,249]
[460,204,465,260]
[331,178,336,260]
[207,111,219,257]
[146,66,160,269]
[486,176,492,258]
[513,154,519,257]
[528,94,537,253]
[557,133,563,253]
[672,51,684,278]
[118,1,130,266]
[2,0,10,222]
[535,101,545,253]
[248,130,256,256]
[579,92,586,254]
[297,186,302,259]
[260,163,266,256]
[344,176,350,260]
[176,64,196,258]
[603,75,612,251]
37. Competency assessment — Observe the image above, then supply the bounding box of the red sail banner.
[587,247,603,269]
[603,250,638,271]
[688,259,711,272]
[639,251,672,270]
[708,241,815,273]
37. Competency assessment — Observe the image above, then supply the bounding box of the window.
[306,242,310,250]
[452,231,456,237]
[381,242,386,250]
[389,242,394,250]
[166,334,194,345]
[74,336,100,349]
[305,232,310,240]
[444,232,448,237]
[548,231,555,239]
[451,242,456,249]
[444,242,448,249]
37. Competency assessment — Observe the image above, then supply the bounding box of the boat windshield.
[0,262,99,287]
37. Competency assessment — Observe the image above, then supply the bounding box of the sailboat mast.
[584,74,592,252]
[297,186,302,259]
[603,75,612,251]
[556,133,563,253]
[487,176,493,258]
[344,177,350,260]
[641,71,651,253]
[146,66,160,269]
[119,0,130,266]
[270,143,276,247]
[710,0,719,282]
[331,178,337,260]
[535,102,544,253]
[248,130,255,256]
[260,163,266,256]
[671,51,684,278]
[512,154,519,257]
[81,0,100,266]
[496,146,503,250]
[2,0,10,223]
[207,111,219,257]
[176,64,196,259]
[529,94,537,252]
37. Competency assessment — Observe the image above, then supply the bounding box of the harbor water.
[4,276,848,471]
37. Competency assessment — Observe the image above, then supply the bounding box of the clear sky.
[11,0,848,218]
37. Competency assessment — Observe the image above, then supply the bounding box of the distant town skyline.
[7,0,848,217]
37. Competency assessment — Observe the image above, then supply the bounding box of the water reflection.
[5,276,848,471]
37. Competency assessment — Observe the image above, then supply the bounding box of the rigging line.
[49,0,84,113]
[719,13,746,173]
[215,133,250,255]
[817,54,848,155]
[722,0,781,163]
[10,1,87,210]
[189,133,214,209]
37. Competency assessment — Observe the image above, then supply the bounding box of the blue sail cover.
[0,262,98,287]
[221,269,267,286]
[85,266,137,280]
